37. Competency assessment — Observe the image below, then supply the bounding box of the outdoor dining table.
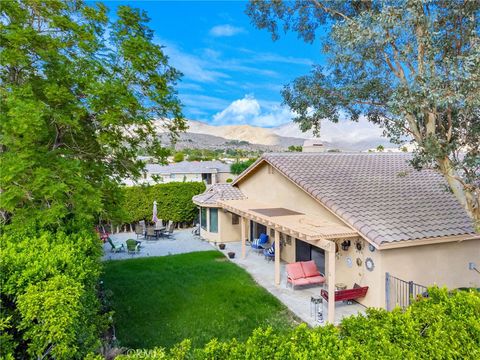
[154,227,166,238]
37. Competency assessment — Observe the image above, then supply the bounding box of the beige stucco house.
[193,153,480,323]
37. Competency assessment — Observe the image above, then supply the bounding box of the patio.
[217,241,366,327]
[102,229,212,261]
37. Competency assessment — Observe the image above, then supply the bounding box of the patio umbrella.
[152,200,158,223]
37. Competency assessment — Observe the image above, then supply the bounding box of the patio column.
[327,248,336,324]
[241,217,247,259]
[274,229,280,286]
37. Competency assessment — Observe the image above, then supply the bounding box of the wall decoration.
[365,257,375,271]
[345,257,353,268]
[341,240,351,251]
[355,239,363,251]
[356,257,362,266]
[369,244,376,252]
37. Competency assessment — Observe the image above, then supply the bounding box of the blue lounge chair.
[264,245,275,261]
[251,233,269,254]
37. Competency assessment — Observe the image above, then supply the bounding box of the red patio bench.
[321,283,368,304]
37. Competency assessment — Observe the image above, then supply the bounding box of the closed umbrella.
[152,200,158,223]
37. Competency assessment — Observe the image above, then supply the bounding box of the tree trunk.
[437,156,480,231]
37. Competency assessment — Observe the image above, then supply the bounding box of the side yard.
[102,251,299,349]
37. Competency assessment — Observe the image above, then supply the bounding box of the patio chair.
[154,219,164,229]
[107,237,125,253]
[251,233,269,254]
[163,221,175,238]
[95,226,110,243]
[146,226,156,240]
[135,223,145,239]
[126,239,140,254]
[263,244,275,261]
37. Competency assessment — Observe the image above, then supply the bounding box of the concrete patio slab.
[217,241,366,327]
[102,229,213,261]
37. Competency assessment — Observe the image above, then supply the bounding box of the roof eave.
[378,233,480,250]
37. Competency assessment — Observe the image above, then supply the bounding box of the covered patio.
[219,199,361,324]
[220,241,366,326]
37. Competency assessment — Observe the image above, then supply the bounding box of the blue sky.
[106,1,326,127]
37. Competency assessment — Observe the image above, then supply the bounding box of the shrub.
[119,182,206,224]
[173,152,185,162]
[230,159,257,175]
[226,178,233,183]
[116,287,480,359]
[0,230,106,359]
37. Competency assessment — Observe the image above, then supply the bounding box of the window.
[209,208,218,233]
[232,214,240,225]
[200,208,207,230]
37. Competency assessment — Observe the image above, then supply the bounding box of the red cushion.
[306,275,325,285]
[286,263,305,280]
[301,260,321,278]
[291,277,310,286]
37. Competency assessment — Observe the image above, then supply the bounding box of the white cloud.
[209,24,245,37]
[273,116,394,149]
[212,95,294,127]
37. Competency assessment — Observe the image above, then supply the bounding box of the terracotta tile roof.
[193,183,246,206]
[261,153,475,245]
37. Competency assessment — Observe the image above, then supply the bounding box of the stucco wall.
[219,210,241,242]
[237,163,344,225]
[217,172,235,183]
[382,239,480,290]
[333,238,385,308]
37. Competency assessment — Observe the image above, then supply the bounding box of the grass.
[102,251,298,349]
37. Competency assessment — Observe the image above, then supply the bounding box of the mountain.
[154,119,395,151]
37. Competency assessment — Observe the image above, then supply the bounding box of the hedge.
[119,182,206,224]
[113,287,480,359]
[0,230,106,359]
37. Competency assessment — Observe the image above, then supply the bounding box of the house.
[193,153,480,323]
[123,160,234,186]
[302,139,326,152]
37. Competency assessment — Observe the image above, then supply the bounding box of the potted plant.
[227,252,235,259]
[219,243,226,250]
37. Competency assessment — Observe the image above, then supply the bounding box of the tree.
[230,159,257,175]
[0,0,186,229]
[246,1,480,229]
[288,145,303,152]
[376,145,385,152]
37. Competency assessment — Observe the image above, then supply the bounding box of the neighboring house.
[302,139,326,152]
[123,160,234,186]
[193,153,480,322]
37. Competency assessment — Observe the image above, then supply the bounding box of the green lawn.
[102,251,298,349]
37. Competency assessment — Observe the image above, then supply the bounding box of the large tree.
[246,0,480,228]
[0,0,186,229]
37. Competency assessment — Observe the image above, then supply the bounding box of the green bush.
[0,230,106,359]
[230,159,257,175]
[120,182,206,224]
[173,152,185,162]
[116,287,480,359]
[226,178,233,183]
